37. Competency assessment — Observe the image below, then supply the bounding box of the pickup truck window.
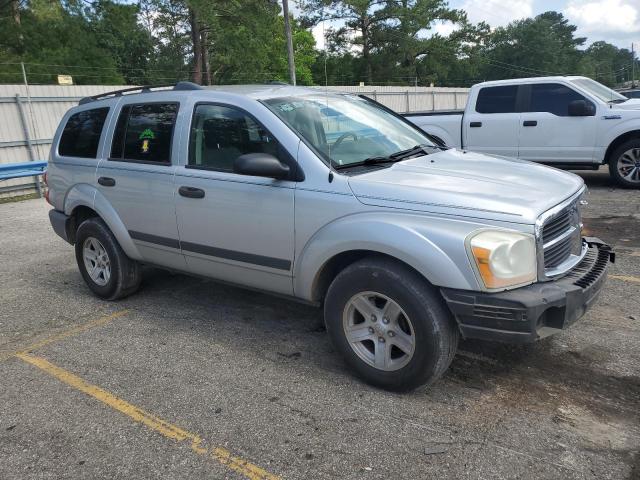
[188,104,281,172]
[475,86,518,114]
[59,107,109,158]
[528,83,589,116]
[265,94,433,168]
[110,103,178,164]
[570,78,626,103]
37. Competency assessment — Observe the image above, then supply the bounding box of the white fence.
[0,84,469,198]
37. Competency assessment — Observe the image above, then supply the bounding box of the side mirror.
[568,99,595,117]
[234,153,290,180]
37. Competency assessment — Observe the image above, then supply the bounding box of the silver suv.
[47,82,614,391]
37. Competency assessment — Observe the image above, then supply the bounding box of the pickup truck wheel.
[609,139,640,188]
[74,217,141,300]
[324,257,459,391]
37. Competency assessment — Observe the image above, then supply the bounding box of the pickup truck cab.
[46,82,613,391]
[406,76,640,188]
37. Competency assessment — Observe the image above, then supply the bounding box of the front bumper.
[441,238,614,344]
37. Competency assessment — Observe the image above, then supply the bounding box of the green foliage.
[0,1,637,88]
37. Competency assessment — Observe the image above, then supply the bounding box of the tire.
[74,217,141,300]
[324,257,459,391]
[608,139,640,188]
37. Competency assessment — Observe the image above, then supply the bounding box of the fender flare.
[293,212,481,301]
[602,123,640,162]
[64,183,142,261]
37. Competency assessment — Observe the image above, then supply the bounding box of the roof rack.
[78,81,203,105]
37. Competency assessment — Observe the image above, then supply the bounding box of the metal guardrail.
[0,161,47,180]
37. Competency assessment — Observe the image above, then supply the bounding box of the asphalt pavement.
[1,166,638,479]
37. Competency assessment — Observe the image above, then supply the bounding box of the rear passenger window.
[110,103,178,164]
[188,104,282,172]
[528,83,588,116]
[59,108,109,158]
[475,86,518,114]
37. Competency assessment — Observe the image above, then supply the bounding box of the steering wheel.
[333,132,358,150]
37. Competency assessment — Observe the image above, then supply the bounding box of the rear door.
[96,101,185,270]
[518,83,597,164]
[463,85,521,157]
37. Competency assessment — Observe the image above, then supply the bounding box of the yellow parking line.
[16,353,279,480]
[610,275,640,284]
[0,310,128,362]
[17,310,129,354]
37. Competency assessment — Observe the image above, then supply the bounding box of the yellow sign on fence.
[57,75,73,85]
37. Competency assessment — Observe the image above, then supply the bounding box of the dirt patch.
[583,216,640,248]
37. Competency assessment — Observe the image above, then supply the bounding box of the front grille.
[543,209,572,244]
[544,236,574,268]
[541,198,583,274]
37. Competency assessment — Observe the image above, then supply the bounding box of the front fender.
[601,119,640,147]
[64,184,142,261]
[294,212,483,301]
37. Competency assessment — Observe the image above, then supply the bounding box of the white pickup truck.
[405,76,640,188]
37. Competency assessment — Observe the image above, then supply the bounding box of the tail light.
[43,171,52,205]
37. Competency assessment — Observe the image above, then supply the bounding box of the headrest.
[203,117,246,149]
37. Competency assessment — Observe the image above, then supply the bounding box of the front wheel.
[324,257,459,391]
[609,139,640,188]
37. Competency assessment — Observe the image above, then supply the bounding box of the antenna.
[322,10,335,183]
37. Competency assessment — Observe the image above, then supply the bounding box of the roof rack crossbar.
[79,81,203,105]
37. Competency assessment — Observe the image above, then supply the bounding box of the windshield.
[264,94,436,168]
[570,78,627,103]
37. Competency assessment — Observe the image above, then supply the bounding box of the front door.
[518,83,597,164]
[174,103,296,295]
[96,101,185,270]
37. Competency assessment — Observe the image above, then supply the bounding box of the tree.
[480,12,585,81]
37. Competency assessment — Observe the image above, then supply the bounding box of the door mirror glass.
[234,153,290,179]
[568,99,595,117]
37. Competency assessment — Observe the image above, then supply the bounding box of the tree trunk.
[189,7,202,85]
[12,0,20,25]
[201,27,211,86]
[361,19,372,84]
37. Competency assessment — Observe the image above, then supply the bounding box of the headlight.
[467,230,537,290]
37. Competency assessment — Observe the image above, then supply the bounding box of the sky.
[303,0,640,52]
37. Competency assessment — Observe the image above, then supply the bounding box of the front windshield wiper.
[334,144,443,170]
[608,99,627,104]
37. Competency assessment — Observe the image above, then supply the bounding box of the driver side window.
[188,104,281,172]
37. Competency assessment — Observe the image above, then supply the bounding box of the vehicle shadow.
[126,267,640,413]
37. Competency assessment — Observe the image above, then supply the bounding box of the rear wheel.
[609,139,640,188]
[74,217,141,300]
[324,257,459,391]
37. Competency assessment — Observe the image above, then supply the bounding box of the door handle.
[470,121,482,128]
[523,120,537,127]
[178,186,205,199]
[98,177,115,187]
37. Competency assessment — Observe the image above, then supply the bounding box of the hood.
[347,149,584,225]
[613,99,640,110]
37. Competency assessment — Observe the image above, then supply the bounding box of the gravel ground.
[0,166,638,480]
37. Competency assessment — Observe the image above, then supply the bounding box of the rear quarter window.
[58,107,109,158]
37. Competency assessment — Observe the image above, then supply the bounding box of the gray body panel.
[46,85,586,301]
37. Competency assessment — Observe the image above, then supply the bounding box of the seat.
[201,117,248,171]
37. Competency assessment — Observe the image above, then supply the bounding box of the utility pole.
[282,0,296,86]
[632,43,636,88]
